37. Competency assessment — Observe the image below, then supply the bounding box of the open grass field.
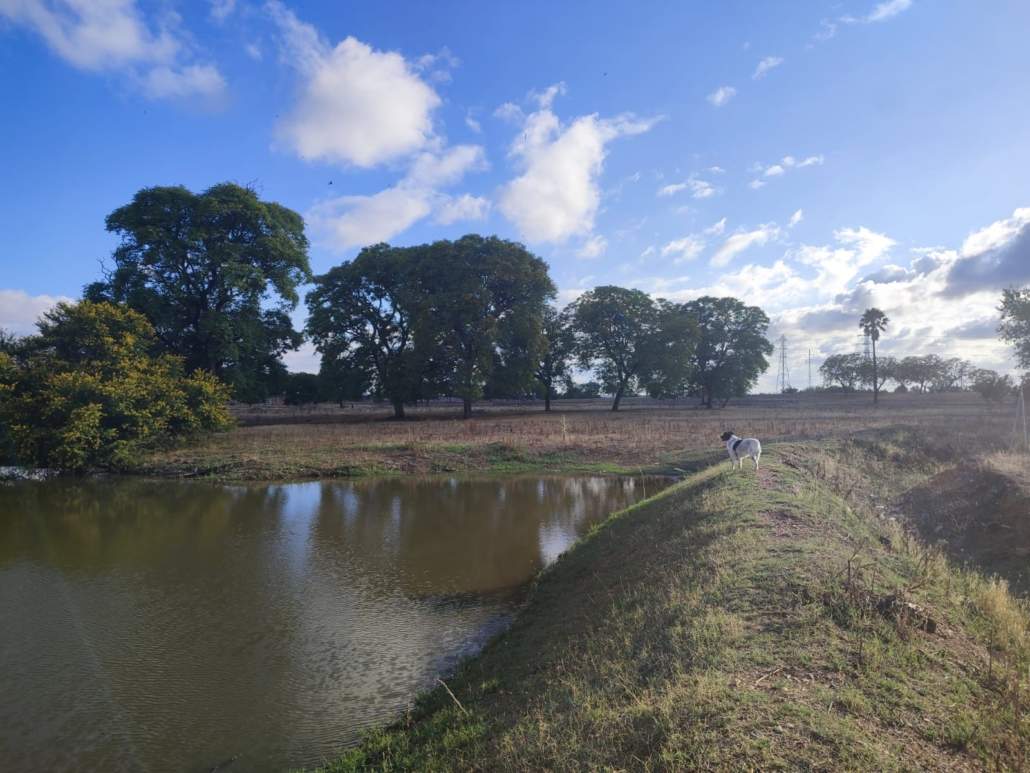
[134,392,1025,481]
[312,429,1030,771]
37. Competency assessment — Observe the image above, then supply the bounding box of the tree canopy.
[0,301,231,471]
[570,287,697,411]
[411,235,555,418]
[85,183,312,402]
[533,306,576,411]
[1000,287,1030,371]
[682,296,772,407]
[306,244,421,418]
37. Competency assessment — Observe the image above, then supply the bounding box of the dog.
[720,431,761,470]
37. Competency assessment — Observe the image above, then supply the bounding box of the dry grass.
[137,392,1020,480]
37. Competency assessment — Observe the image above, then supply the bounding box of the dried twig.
[437,678,469,716]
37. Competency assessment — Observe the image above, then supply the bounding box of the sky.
[2,0,1029,391]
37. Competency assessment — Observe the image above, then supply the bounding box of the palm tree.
[859,308,889,405]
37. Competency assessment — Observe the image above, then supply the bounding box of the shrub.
[0,301,232,471]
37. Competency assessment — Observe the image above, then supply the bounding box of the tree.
[971,369,1014,404]
[859,308,889,404]
[282,372,322,407]
[562,380,602,399]
[682,296,772,408]
[306,244,421,418]
[570,287,697,411]
[896,355,936,393]
[1000,287,1030,372]
[860,355,896,394]
[820,353,864,391]
[411,235,555,419]
[0,301,231,471]
[533,306,575,412]
[85,183,312,400]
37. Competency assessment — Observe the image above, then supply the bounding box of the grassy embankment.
[132,393,1008,481]
[313,429,1029,771]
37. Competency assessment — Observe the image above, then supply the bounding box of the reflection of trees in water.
[310,476,655,598]
[0,480,287,570]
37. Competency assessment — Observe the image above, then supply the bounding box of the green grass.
[310,433,1030,771]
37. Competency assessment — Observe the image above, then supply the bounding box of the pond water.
[0,474,667,773]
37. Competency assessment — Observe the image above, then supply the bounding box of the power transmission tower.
[776,335,791,392]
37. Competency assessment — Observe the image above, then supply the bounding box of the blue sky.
[2,0,1030,390]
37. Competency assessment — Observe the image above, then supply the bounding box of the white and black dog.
[720,431,761,470]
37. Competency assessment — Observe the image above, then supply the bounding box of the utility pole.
[808,348,812,391]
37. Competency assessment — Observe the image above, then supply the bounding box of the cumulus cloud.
[269,1,441,167]
[711,224,780,267]
[0,0,225,100]
[752,56,784,79]
[704,217,727,236]
[498,85,660,243]
[308,145,488,249]
[943,207,1030,296]
[434,193,490,225]
[0,289,72,336]
[707,86,736,107]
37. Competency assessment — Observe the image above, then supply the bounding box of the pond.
[0,474,668,772]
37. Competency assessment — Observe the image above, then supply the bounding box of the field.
[135,392,1023,481]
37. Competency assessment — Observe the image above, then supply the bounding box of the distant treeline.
[3,181,1030,469]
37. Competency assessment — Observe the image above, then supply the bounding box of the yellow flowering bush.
[0,301,232,471]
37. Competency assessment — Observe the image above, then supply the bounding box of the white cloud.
[661,235,706,263]
[752,56,784,79]
[844,0,914,24]
[789,209,804,228]
[707,85,736,107]
[209,0,236,22]
[269,2,441,168]
[493,101,524,123]
[576,234,608,259]
[688,177,717,199]
[709,165,726,174]
[835,226,896,264]
[142,64,226,99]
[748,179,767,190]
[0,289,73,336]
[309,145,487,249]
[465,112,481,133]
[434,193,491,225]
[960,207,1030,257]
[657,182,687,197]
[245,41,263,61]
[498,86,660,243]
[704,217,727,236]
[0,0,225,101]
[711,224,780,267]
[753,154,824,185]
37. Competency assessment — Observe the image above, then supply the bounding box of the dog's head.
[720,431,734,442]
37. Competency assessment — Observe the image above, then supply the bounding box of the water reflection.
[0,475,665,773]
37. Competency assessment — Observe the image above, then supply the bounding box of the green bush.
[0,301,232,471]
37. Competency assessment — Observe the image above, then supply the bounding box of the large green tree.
[859,308,889,405]
[1000,287,1030,371]
[85,183,311,401]
[682,296,772,408]
[0,301,231,471]
[411,235,555,419]
[533,306,576,412]
[820,353,864,391]
[570,287,696,411]
[306,244,420,418]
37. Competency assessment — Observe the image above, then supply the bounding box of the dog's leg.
[753,454,759,470]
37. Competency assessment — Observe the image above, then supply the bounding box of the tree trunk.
[611,385,624,411]
[392,400,405,419]
[544,387,551,412]
[462,398,472,419]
